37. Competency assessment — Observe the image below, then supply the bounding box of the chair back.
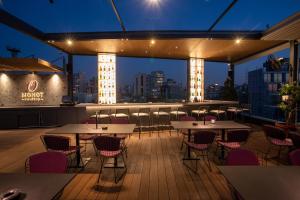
[99,109,110,114]
[226,149,259,166]
[110,117,129,124]
[193,131,216,144]
[41,135,70,151]
[203,115,217,121]
[28,152,67,173]
[139,107,150,114]
[219,106,227,111]
[180,116,196,121]
[227,130,250,143]
[93,136,121,151]
[158,107,171,113]
[289,149,300,166]
[289,133,300,148]
[116,108,129,115]
[263,124,286,140]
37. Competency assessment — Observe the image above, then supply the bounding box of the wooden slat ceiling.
[50,38,284,62]
[262,12,300,41]
[0,58,62,72]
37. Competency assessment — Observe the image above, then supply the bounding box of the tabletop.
[219,166,300,200]
[0,173,75,200]
[47,124,136,135]
[171,120,250,130]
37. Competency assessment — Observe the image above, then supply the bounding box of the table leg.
[187,129,191,158]
[221,129,225,159]
[75,133,81,168]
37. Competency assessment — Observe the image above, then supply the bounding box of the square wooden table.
[171,120,250,159]
[0,173,75,200]
[46,124,136,168]
[219,166,300,200]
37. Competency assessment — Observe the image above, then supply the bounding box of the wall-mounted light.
[66,39,73,46]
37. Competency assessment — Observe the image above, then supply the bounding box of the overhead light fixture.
[175,46,178,49]
[150,39,155,45]
[66,39,73,46]
[147,0,160,6]
[235,38,241,44]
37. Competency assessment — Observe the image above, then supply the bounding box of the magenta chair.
[289,149,300,165]
[110,117,129,157]
[93,136,127,184]
[184,131,216,171]
[25,151,68,173]
[202,115,217,121]
[226,149,259,166]
[179,116,196,150]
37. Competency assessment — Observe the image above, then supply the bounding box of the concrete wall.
[0,73,67,106]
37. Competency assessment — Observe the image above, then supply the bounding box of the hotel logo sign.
[21,80,44,101]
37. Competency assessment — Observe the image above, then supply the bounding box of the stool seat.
[111,113,129,118]
[191,110,207,114]
[90,114,110,118]
[153,111,169,116]
[210,110,226,114]
[227,108,243,113]
[131,112,149,117]
[170,111,187,115]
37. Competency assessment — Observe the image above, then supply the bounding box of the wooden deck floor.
[0,124,288,200]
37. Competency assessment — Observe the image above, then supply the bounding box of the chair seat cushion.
[270,138,293,146]
[100,150,122,157]
[131,112,149,117]
[217,141,241,149]
[49,146,80,155]
[153,111,169,116]
[111,113,128,118]
[80,134,96,140]
[210,110,226,114]
[191,110,206,114]
[170,111,187,115]
[185,142,208,150]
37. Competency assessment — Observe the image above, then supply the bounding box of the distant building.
[248,58,290,121]
[205,84,223,100]
[161,79,185,101]
[73,72,98,103]
[149,71,165,100]
[236,84,248,104]
[134,73,150,101]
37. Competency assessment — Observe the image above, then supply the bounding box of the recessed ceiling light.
[150,39,155,45]
[175,46,178,49]
[126,38,129,41]
[235,38,241,44]
[145,50,148,54]
[121,49,124,52]
[66,39,73,46]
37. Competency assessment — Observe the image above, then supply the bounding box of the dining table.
[0,173,75,200]
[171,120,250,159]
[46,123,136,168]
[219,166,300,200]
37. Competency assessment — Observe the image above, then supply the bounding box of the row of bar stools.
[131,108,151,138]
[153,107,172,136]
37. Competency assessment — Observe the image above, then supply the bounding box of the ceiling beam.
[208,0,238,31]
[109,0,126,32]
[0,8,45,40]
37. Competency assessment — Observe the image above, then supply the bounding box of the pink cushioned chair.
[289,149,300,165]
[226,149,259,166]
[80,118,97,154]
[216,130,250,154]
[26,151,68,173]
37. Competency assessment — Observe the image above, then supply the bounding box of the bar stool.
[90,109,111,124]
[191,106,209,120]
[227,105,243,120]
[153,107,171,136]
[131,108,151,138]
[170,106,188,120]
[210,106,227,120]
[110,108,130,120]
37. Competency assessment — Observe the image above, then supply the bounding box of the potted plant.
[277,83,300,130]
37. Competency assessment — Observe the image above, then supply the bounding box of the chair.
[25,151,68,173]
[263,125,293,162]
[153,107,171,136]
[289,149,300,165]
[210,106,227,120]
[41,135,82,166]
[289,132,300,149]
[170,106,187,120]
[91,109,111,124]
[179,115,196,150]
[131,108,151,138]
[80,118,97,154]
[191,106,209,120]
[110,117,129,157]
[227,105,243,120]
[110,108,130,120]
[202,115,217,122]
[93,136,127,183]
[184,131,216,171]
[226,149,259,166]
[216,130,250,153]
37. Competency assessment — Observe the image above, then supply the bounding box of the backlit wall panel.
[98,53,116,104]
[188,58,204,102]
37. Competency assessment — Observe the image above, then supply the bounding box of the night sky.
[0,0,299,87]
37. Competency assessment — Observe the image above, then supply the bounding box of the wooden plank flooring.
[0,124,288,200]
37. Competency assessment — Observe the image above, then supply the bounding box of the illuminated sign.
[98,53,116,104]
[189,58,204,102]
[21,80,44,101]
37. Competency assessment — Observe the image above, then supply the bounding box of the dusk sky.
[0,0,299,86]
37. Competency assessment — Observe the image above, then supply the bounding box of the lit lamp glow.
[189,58,204,102]
[282,95,290,101]
[98,53,116,104]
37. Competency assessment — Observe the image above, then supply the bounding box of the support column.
[66,54,73,101]
[187,58,204,102]
[228,63,235,89]
[289,40,299,84]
